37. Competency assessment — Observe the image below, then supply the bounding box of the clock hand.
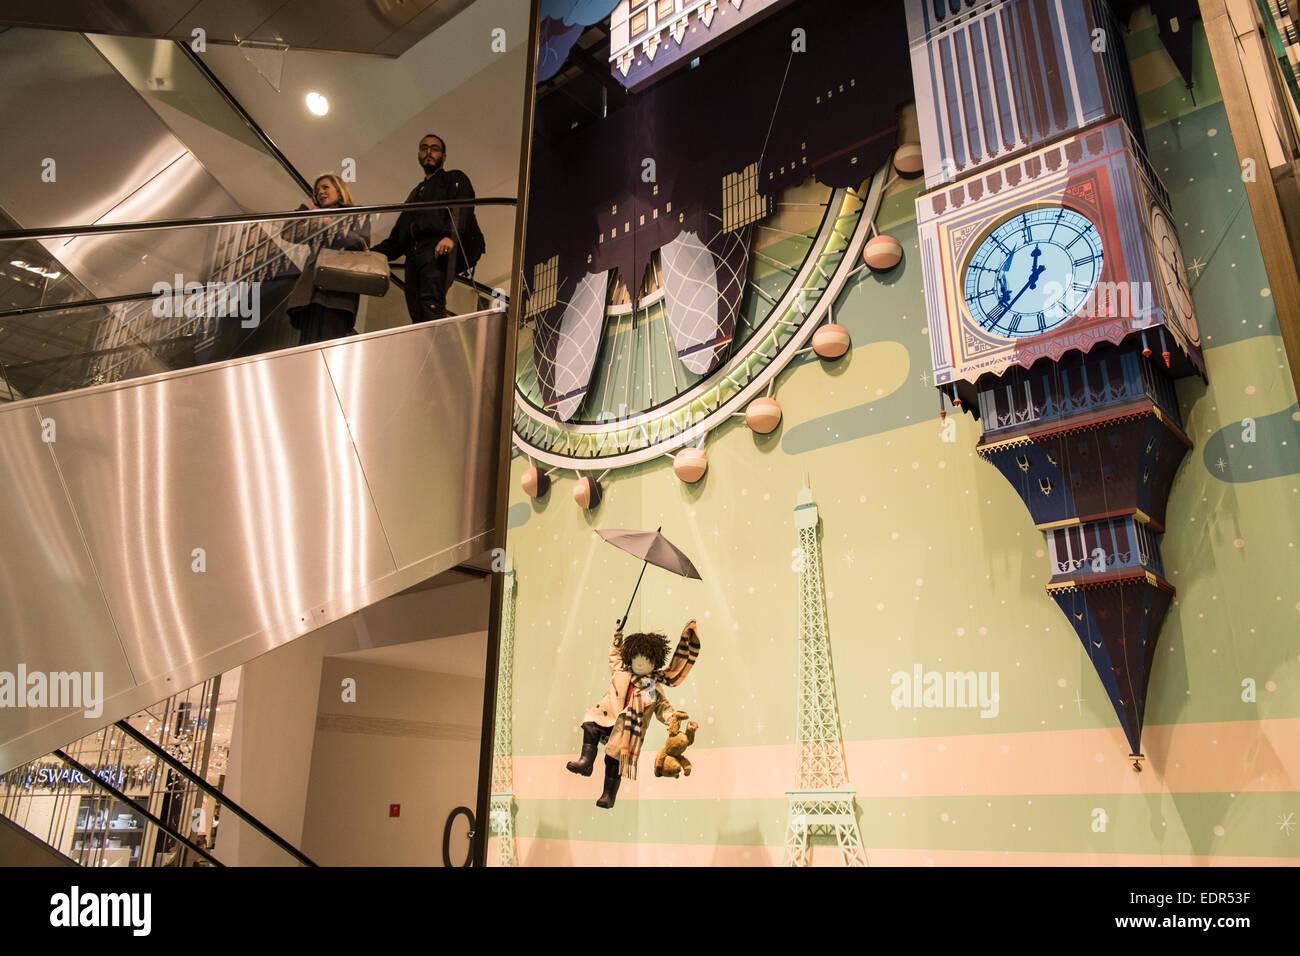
[1004,248,1045,311]
[1166,251,1188,292]
[997,247,1016,303]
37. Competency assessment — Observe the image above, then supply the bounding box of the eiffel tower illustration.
[489,561,518,867]
[782,482,867,867]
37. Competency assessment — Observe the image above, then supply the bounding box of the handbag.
[313,245,390,297]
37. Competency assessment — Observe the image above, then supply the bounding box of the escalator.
[0,11,532,868]
[0,211,509,771]
[0,16,523,777]
[2,679,318,868]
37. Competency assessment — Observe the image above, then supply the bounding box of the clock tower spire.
[908,0,1206,765]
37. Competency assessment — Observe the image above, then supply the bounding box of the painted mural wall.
[493,8,1300,865]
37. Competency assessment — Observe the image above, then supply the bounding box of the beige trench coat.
[583,633,674,757]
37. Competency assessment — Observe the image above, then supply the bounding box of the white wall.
[300,656,485,866]
[220,616,360,865]
[219,573,490,865]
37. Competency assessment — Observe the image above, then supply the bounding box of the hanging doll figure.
[565,620,700,809]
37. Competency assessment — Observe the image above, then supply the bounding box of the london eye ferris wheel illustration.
[514,0,914,477]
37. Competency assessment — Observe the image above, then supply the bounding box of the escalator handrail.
[0,196,517,242]
[52,748,224,868]
[0,266,509,321]
[169,43,506,310]
[114,720,318,867]
[175,40,316,199]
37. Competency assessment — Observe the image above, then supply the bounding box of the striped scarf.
[660,620,701,687]
[616,676,658,780]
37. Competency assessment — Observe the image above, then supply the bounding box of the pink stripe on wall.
[511,718,1300,801]
[494,839,1300,867]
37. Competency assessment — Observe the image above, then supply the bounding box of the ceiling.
[0,0,479,57]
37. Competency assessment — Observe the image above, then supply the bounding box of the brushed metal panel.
[0,319,506,769]
[250,3,357,49]
[54,154,233,297]
[0,29,241,298]
[0,406,135,749]
[177,0,287,44]
[43,347,398,684]
[0,0,461,54]
[324,311,505,569]
[0,1,196,34]
[0,30,189,226]
[373,0,476,57]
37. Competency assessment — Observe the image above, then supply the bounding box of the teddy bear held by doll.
[654,711,698,778]
[565,620,700,809]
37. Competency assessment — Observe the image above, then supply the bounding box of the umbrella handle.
[618,560,650,633]
[617,528,659,632]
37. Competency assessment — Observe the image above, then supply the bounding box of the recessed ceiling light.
[306,91,329,116]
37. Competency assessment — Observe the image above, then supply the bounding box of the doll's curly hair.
[620,631,671,673]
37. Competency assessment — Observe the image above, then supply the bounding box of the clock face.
[962,207,1104,338]
[1150,206,1199,345]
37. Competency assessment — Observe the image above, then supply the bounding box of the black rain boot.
[565,722,602,776]
[595,756,622,810]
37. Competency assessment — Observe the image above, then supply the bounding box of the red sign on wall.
[389,804,400,817]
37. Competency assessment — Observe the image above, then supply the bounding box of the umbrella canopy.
[598,527,701,632]
[597,528,702,580]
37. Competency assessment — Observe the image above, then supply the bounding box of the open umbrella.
[598,526,701,631]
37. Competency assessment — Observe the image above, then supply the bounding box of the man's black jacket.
[373,168,485,274]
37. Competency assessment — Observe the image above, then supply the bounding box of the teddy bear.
[653,710,698,778]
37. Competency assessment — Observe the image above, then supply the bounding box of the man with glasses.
[374,134,483,322]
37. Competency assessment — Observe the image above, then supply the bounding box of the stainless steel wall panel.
[40,348,398,685]
[0,1,198,35]
[52,154,233,297]
[2,0,469,55]
[0,407,136,744]
[0,317,505,770]
[322,311,504,569]
[0,29,242,298]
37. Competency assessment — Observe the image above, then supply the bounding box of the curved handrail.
[52,747,224,868]
[0,196,517,242]
[115,720,317,867]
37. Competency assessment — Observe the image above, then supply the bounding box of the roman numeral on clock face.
[1048,209,1064,242]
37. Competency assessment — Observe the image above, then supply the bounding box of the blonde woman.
[285,173,372,344]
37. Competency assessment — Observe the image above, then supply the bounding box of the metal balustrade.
[978,350,1182,435]
[1047,515,1165,579]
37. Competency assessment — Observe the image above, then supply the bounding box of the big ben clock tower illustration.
[908,0,1207,768]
